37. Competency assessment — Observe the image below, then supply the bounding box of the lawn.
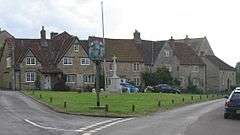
[23,90,222,117]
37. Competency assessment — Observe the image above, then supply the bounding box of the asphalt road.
[0,90,240,135]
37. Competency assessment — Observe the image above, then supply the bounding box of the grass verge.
[23,90,223,117]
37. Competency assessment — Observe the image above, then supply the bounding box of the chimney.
[184,35,190,45]
[169,36,175,43]
[40,26,46,40]
[40,26,48,47]
[133,30,141,44]
[50,32,58,39]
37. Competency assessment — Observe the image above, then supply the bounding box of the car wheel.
[224,113,230,119]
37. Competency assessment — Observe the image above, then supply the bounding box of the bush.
[53,79,70,91]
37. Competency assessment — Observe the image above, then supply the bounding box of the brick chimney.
[40,26,48,47]
[50,32,58,39]
[133,30,141,44]
[168,36,175,43]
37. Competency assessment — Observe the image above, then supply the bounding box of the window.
[164,50,170,57]
[26,57,36,65]
[133,63,140,71]
[80,58,90,65]
[133,77,141,86]
[6,57,11,68]
[83,74,95,83]
[74,44,79,52]
[165,64,172,72]
[66,74,76,83]
[193,78,199,86]
[192,66,199,72]
[25,72,35,82]
[63,57,73,65]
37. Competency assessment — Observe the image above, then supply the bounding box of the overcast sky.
[0,0,239,67]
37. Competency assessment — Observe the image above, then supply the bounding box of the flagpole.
[101,1,107,90]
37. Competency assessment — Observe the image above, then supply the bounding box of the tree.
[235,62,240,85]
[142,67,177,87]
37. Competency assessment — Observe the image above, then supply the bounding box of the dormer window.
[63,57,73,65]
[164,50,170,57]
[26,57,36,65]
[74,43,79,52]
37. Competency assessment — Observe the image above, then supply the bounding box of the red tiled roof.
[169,41,205,66]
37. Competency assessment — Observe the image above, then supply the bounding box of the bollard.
[200,95,202,100]
[191,96,193,101]
[39,94,42,99]
[64,101,67,108]
[158,101,161,107]
[182,98,185,102]
[105,104,109,112]
[50,97,53,103]
[132,105,135,112]
[172,99,175,104]
[207,95,209,99]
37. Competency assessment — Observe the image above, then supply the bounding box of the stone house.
[174,35,236,91]
[152,38,206,90]
[0,27,96,90]
[0,29,14,89]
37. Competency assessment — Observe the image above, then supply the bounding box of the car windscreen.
[231,92,240,100]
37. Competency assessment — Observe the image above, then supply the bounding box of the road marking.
[24,118,126,133]
[82,118,134,135]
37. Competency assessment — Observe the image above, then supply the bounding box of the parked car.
[153,84,180,94]
[224,89,240,119]
[120,83,139,93]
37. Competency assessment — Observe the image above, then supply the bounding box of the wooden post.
[132,105,135,112]
[172,99,174,104]
[39,94,42,99]
[158,101,161,107]
[64,101,67,108]
[50,97,52,103]
[182,98,185,102]
[105,104,109,112]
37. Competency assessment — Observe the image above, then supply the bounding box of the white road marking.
[82,118,134,135]
[24,118,126,133]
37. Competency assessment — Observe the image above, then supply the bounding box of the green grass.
[24,90,222,117]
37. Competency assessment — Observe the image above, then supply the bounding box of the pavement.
[0,90,240,135]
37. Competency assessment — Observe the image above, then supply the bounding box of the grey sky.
[0,0,239,66]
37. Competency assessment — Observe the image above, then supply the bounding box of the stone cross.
[112,55,118,77]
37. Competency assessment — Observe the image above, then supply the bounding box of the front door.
[43,75,51,89]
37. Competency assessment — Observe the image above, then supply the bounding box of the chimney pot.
[50,32,58,39]
[40,26,46,40]
[133,29,141,44]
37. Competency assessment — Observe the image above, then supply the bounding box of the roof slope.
[5,32,76,73]
[169,41,205,66]
[141,40,165,65]
[205,55,235,71]
[88,37,144,62]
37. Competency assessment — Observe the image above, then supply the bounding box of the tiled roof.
[169,41,205,66]
[5,32,76,73]
[141,40,165,65]
[88,37,144,62]
[205,55,235,71]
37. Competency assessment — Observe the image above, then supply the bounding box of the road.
[0,91,240,135]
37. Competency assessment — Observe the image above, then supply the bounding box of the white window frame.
[133,63,140,71]
[80,58,90,65]
[63,57,73,65]
[25,72,35,82]
[74,43,79,52]
[6,57,11,68]
[164,50,170,57]
[133,77,141,86]
[193,78,199,86]
[66,74,76,83]
[192,66,199,73]
[83,74,95,83]
[26,57,36,65]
